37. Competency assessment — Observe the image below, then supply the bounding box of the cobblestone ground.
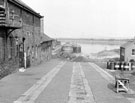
[68,62,95,103]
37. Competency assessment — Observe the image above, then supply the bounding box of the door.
[19,43,24,67]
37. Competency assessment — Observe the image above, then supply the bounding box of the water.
[61,42,120,55]
[79,43,120,55]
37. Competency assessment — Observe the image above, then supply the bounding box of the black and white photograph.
[0,0,135,103]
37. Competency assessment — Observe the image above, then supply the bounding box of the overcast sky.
[22,0,135,39]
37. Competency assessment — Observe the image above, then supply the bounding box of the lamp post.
[22,37,26,68]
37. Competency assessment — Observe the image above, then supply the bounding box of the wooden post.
[129,62,131,71]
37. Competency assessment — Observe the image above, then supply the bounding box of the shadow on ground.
[107,83,116,93]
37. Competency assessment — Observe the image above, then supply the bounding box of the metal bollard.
[115,62,120,70]
[131,62,135,70]
[124,62,129,71]
[120,62,124,71]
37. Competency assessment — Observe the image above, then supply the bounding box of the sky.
[22,0,135,39]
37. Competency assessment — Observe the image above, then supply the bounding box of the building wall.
[40,41,52,62]
[0,1,52,70]
[122,43,135,62]
[0,0,53,78]
[0,29,6,61]
[7,2,43,66]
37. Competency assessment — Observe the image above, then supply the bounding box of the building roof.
[41,33,53,43]
[63,43,73,47]
[8,0,43,18]
[121,40,135,48]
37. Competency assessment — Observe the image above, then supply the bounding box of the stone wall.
[0,0,52,78]
[7,2,42,67]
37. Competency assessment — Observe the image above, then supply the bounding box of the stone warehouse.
[0,0,53,73]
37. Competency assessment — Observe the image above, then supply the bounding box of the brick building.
[0,0,52,73]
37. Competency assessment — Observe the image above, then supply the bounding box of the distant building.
[0,0,53,70]
[61,43,81,54]
[120,40,135,62]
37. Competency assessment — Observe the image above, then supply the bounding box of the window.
[132,49,135,55]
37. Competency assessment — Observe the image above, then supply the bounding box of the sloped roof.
[121,40,135,48]
[63,42,73,47]
[8,0,43,18]
[41,33,53,43]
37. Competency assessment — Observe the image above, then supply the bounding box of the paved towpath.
[0,58,134,103]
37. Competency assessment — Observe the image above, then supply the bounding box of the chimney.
[40,18,44,34]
